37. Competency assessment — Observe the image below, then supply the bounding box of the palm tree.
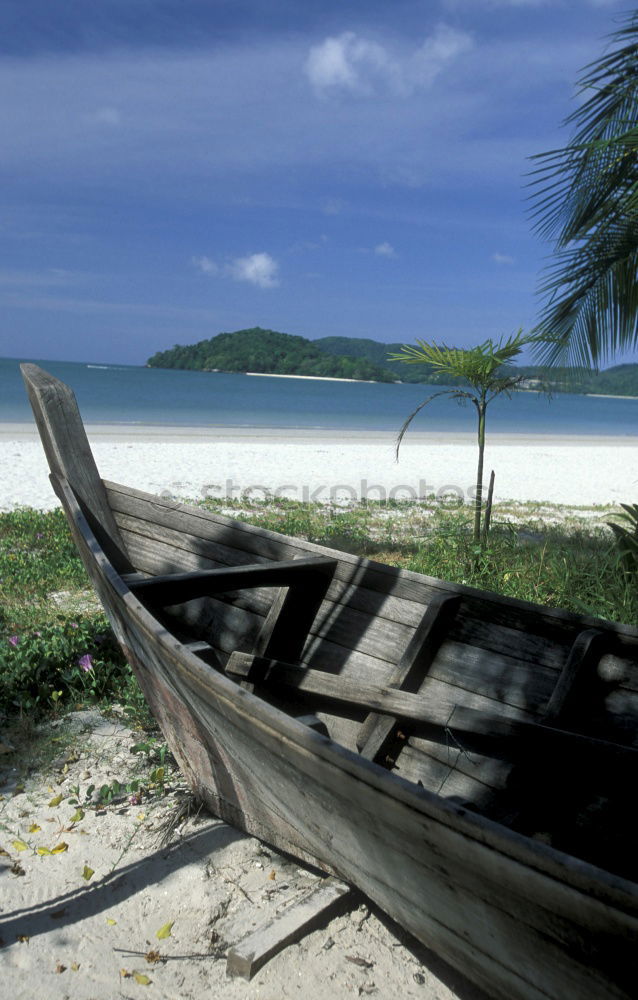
[390,330,530,543]
[530,11,638,368]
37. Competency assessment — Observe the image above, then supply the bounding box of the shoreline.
[245,371,378,383]
[2,421,637,447]
[585,392,638,400]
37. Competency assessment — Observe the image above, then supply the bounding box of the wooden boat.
[22,363,638,1000]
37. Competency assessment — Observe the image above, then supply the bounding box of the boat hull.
[59,477,638,1000]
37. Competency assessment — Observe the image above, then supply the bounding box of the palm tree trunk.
[474,399,486,543]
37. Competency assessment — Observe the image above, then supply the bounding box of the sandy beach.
[1,423,637,511]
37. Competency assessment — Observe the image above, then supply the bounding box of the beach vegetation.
[530,10,638,368]
[389,330,532,543]
[0,508,146,728]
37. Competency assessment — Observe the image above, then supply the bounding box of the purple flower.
[70,623,79,629]
[8,635,19,646]
[78,654,93,672]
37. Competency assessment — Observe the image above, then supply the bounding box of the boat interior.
[103,479,638,884]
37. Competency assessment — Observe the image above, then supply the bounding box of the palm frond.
[389,330,529,388]
[394,389,465,459]
[530,11,638,368]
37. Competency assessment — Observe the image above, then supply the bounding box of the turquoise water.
[3,356,637,436]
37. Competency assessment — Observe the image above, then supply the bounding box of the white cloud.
[375,242,396,257]
[305,32,394,96]
[410,25,474,89]
[192,255,219,275]
[193,252,279,288]
[229,252,279,288]
[305,25,473,98]
[491,252,515,265]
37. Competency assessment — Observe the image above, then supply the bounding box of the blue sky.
[0,0,634,365]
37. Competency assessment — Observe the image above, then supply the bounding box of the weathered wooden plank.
[224,651,535,721]
[126,556,336,608]
[396,741,511,809]
[544,627,606,723]
[224,650,527,726]
[226,878,353,979]
[130,576,563,732]
[21,365,133,573]
[125,534,638,740]
[226,653,637,769]
[399,738,513,797]
[357,593,461,760]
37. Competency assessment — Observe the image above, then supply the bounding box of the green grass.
[0,507,90,629]
[0,507,147,728]
[1,500,635,733]
[200,495,637,622]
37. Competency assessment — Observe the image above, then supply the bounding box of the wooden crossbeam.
[124,556,337,608]
[252,558,336,663]
[225,652,637,769]
[356,592,461,761]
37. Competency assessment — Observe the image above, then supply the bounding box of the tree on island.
[530,11,638,368]
[390,331,531,544]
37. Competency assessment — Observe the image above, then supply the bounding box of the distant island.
[147,328,395,382]
[147,327,638,396]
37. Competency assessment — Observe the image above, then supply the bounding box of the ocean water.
[2,356,638,436]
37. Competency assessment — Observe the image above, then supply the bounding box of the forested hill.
[316,336,445,384]
[316,336,638,395]
[147,328,638,394]
[146,328,395,382]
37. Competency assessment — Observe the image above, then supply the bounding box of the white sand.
[1,423,637,511]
